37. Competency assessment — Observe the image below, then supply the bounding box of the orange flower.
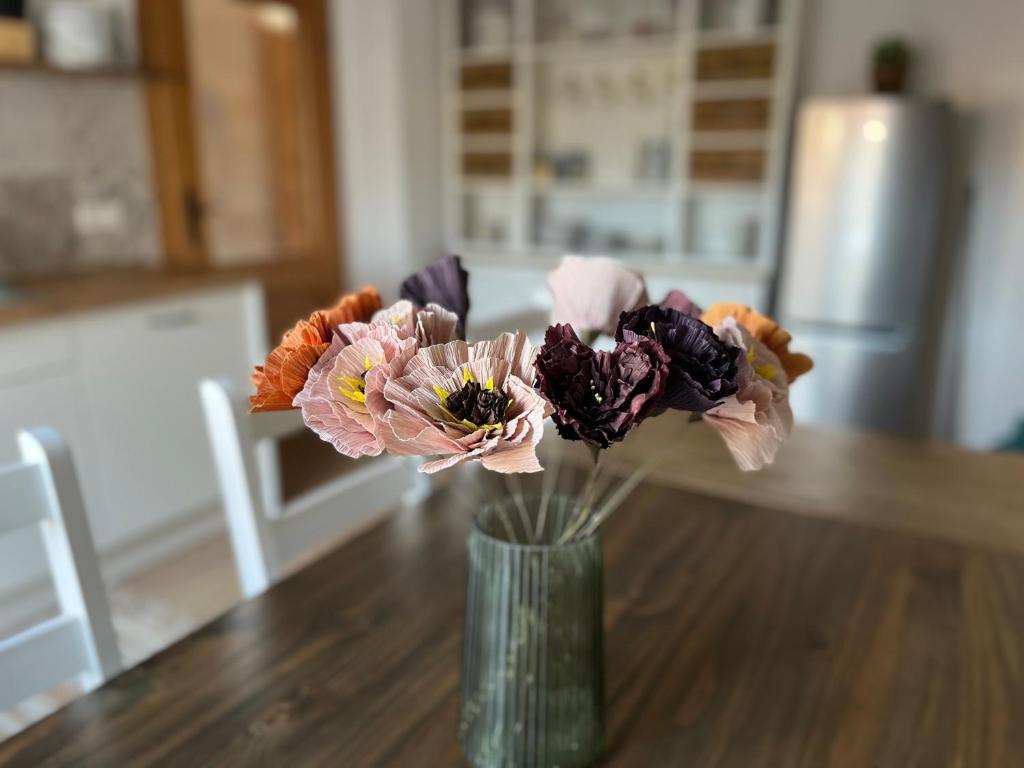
[700,303,813,384]
[250,286,382,412]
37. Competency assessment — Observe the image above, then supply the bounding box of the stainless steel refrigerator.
[777,97,954,437]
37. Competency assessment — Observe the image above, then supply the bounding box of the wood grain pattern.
[690,149,766,181]
[692,98,771,131]
[3,460,1023,767]
[696,44,775,81]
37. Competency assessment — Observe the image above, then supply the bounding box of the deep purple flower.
[400,254,470,336]
[535,324,670,449]
[616,305,740,412]
[660,289,702,318]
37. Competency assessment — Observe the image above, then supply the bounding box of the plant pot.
[873,63,907,94]
[460,495,605,768]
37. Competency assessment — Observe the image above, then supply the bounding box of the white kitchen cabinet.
[0,282,266,631]
[74,285,263,546]
[0,282,265,555]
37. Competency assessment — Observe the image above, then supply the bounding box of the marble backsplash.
[0,73,161,278]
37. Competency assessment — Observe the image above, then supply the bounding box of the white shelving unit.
[440,0,804,308]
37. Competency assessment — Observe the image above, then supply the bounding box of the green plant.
[874,38,912,68]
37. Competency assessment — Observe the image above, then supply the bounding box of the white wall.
[329,0,444,302]
[800,0,1024,449]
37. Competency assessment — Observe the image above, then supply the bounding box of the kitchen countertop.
[0,263,328,329]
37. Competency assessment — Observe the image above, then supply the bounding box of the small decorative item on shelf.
[35,0,119,70]
[0,0,35,65]
[248,254,813,767]
[872,37,912,94]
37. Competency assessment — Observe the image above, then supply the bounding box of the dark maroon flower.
[616,305,739,412]
[535,324,670,449]
[660,289,702,318]
[400,254,470,335]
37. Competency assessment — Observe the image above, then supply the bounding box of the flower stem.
[558,447,604,544]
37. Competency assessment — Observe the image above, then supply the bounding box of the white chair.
[200,378,431,599]
[0,428,121,710]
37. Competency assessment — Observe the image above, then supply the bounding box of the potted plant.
[873,38,912,94]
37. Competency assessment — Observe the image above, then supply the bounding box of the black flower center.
[443,381,509,430]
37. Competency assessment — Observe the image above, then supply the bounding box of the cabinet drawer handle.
[146,307,200,331]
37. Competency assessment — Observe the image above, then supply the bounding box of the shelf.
[458,46,514,65]
[687,180,765,197]
[459,89,514,108]
[530,180,675,199]
[460,134,515,152]
[695,26,778,48]
[457,178,516,193]
[459,246,772,283]
[692,79,775,99]
[689,131,770,150]
[0,61,175,81]
[531,35,678,61]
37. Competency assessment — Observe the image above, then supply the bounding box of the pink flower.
[367,331,553,474]
[548,256,648,337]
[293,325,417,458]
[703,317,793,471]
[368,300,459,346]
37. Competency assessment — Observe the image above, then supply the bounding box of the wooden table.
[3,431,1024,766]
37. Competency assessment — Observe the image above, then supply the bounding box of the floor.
[0,530,240,740]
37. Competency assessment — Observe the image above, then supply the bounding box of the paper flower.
[367,331,552,473]
[616,305,740,413]
[548,255,648,337]
[703,317,793,471]
[700,303,813,384]
[535,323,669,449]
[400,255,470,334]
[660,289,702,318]
[293,325,418,458]
[370,300,459,347]
[250,286,382,412]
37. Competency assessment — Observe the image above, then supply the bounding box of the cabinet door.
[76,287,258,545]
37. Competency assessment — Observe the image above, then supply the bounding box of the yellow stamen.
[462,368,475,385]
[484,376,494,391]
[337,376,367,403]
[433,384,451,401]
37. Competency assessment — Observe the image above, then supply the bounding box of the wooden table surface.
[3,433,1024,767]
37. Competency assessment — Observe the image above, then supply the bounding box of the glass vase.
[460,495,605,768]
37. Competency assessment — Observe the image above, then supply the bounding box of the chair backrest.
[199,378,430,599]
[0,428,121,710]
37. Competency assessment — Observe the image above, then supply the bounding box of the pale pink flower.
[293,325,417,458]
[703,317,793,471]
[548,255,648,337]
[367,300,459,346]
[367,331,552,474]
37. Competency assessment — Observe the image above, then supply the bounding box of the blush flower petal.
[548,255,648,337]
[659,289,702,318]
[367,300,460,346]
[371,331,552,474]
[703,317,793,471]
[293,325,417,458]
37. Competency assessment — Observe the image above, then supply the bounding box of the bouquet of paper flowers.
[249,254,812,536]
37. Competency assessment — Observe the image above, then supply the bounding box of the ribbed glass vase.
[460,495,605,768]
